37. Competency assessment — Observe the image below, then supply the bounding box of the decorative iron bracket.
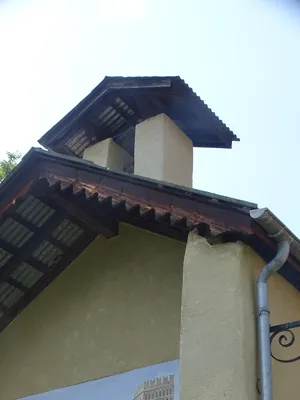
[270,320,300,363]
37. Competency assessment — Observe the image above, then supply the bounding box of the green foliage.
[0,151,22,182]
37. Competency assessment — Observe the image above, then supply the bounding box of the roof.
[0,148,299,333]
[38,76,239,157]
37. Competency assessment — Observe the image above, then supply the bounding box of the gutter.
[250,208,294,400]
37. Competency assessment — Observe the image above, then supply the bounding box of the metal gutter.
[250,208,297,400]
[251,208,300,263]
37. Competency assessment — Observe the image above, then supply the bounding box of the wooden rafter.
[26,258,49,274]
[0,238,18,255]
[0,230,96,332]
[48,192,118,239]
[0,303,9,315]
[0,209,66,285]
[8,212,69,252]
[5,277,27,292]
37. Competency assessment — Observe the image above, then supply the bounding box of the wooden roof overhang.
[0,148,299,332]
[38,76,239,157]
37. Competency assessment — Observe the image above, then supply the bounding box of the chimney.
[39,77,238,188]
[83,113,193,187]
[134,113,193,187]
[83,138,133,173]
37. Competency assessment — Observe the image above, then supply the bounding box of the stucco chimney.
[39,76,237,188]
[83,138,133,173]
[134,113,193,187]
[83,113,193,187]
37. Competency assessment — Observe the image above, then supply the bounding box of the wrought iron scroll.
[270,320,300,363]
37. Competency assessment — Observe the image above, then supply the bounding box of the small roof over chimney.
[38,76,239,157]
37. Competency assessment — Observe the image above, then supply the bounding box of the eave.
[38,76,239,157]
[0,148,299,333]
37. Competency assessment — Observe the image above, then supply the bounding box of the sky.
[1,0,300,234]
[22,361,179,400]
[0,0,299,397]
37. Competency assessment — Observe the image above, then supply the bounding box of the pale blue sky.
[22,361,179,400]
[0,0,300,239]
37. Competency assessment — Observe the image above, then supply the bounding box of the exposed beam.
[58,100,114,149]
[0,303,9,315]
[48,192,118,239]
[0,210,66,285]
[0,238,18,256]
[0,230,96,332]
[27,258,49,274]
[8,213,69,252]
[0,239,50,274]
[5,277,27,292]
[121,93,159,120]
[35,196,96,237]
[9,212,38,232]
[48,237,69,252]
[111,103,140,127]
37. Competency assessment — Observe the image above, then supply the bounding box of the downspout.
[256,240,290,400]
[250,209,291,400]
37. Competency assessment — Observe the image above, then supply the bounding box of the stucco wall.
[0,224,184,400]
[180,233,300,400]
[83,138,133,171]
[1,223,299,400]
[180,235,257,400]
[250,247,300,400]
[134,114,193,187]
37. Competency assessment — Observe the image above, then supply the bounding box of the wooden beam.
[121,93,158,120]
[0,230,96,332]
[9,212,37,232]
[5,277,27,292]
[0,237,52,274]
[27,258,49,274]
[48,192,118,239]
[0,210,66,285]
[111,103,140,127]
[0,238,18,256]
[8,212,72,253]
[0,303,9,315]
[36,196,96,236]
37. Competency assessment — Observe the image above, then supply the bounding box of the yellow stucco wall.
[0,224,184,400]
[180,235,257,400]
[0,223,299,400]
[180,233,300,400]
[250,247,300,400]
[83,138,133,171]
[134,114,193,187]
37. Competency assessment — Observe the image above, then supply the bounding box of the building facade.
[0,76,299,399]
[134,376,174,400]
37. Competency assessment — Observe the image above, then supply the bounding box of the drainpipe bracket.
[270,320,300,363]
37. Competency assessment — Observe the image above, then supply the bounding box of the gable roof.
[0,147,299,332]
[38,76,239,157]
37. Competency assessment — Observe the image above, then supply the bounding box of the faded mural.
[21,360,179,400]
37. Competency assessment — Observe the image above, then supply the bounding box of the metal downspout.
[256,240,290,399]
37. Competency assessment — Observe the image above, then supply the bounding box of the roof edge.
[32,147,256,210]
[38,76,175,147]
[250,207,300,266]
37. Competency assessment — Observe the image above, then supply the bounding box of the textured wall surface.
[251,249,300,400]
[0,224,184,399]
[134,113,193,187]
[180,233,257,400]
[180,232,300,400]
[1,221,299,400]
[83,138,133,171]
